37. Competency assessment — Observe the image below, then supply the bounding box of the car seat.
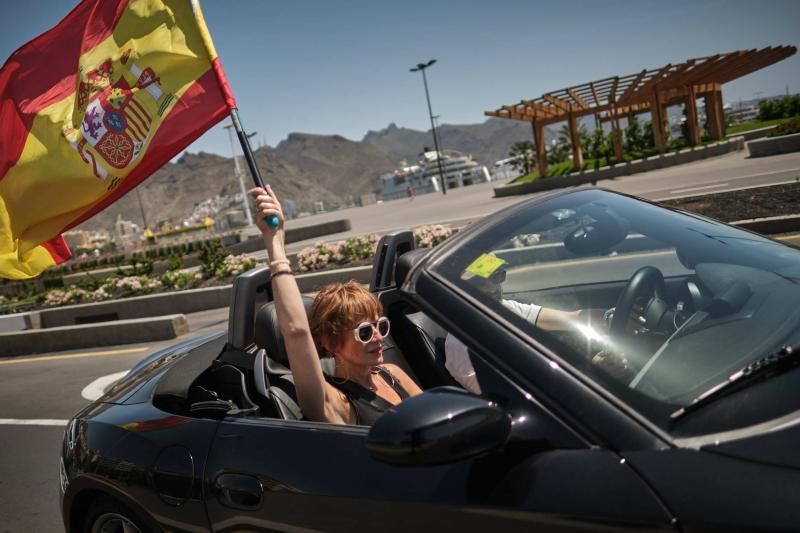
[390,249,460,389]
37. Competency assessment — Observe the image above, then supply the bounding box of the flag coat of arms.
[0,0,235,279]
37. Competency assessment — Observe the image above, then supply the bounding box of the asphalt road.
[0,312,227,532]
[1,149,799,532]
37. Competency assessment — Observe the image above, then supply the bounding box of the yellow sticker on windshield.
[466,254,506,279]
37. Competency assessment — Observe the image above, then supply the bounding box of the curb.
[731,214,800,235]
[1,314,189,357]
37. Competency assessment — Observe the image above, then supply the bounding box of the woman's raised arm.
[250,186,338,423]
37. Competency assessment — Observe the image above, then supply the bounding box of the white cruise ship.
[378,149,491,201]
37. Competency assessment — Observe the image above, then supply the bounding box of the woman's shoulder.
[378,363,405,380]
[379,364,423,396]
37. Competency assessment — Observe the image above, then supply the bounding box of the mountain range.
[77,118,553,231]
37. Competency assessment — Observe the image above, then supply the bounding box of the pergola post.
[567,112,584,170]
[610,106,624,161]
[684,84,700,145]
[531,121,548,176]
[650,90,667,153]
[704,89,725,140]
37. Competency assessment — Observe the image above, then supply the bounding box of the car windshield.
[433,189,800,430]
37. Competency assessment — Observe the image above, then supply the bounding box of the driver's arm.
[502,299,606,332]
[536,308,608,332]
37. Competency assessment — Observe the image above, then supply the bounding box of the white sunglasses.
[353,317,390,343]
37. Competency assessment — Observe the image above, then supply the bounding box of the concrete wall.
[1,315,189,357]
[39,286,232,328]
[747,132,800,158]
[494,138,745,198]
[0,312,35,333]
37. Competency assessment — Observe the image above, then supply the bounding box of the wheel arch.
[64,478,159,533]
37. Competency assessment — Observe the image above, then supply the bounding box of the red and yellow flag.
[0,0,235,279]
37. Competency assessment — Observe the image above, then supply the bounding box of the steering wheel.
[609,266,665,337]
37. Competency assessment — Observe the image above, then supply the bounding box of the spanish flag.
[0,0,235,279]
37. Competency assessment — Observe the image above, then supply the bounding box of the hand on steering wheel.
[609,266,665,338]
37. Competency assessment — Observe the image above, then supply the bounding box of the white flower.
[413,224,454,248]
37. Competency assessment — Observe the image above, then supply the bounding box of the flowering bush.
[161,269,203,290]
[0,294,7,306]
[296,234,379,272]
[340,234,380,261]
[215,254,256,278]
[89,286,114,302]
[43,287,91,307]
[297,241,340,272]
[413,224,454,248]
[110,276,163,296]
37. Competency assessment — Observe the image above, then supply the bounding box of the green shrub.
[166,255,184,271]
[161,269,202,290]
[769,116,800,137]
[199,238,229,277]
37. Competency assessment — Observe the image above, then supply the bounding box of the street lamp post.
[224,123,255,226]
[410,59,447,195]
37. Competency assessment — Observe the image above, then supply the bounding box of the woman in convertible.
[250,186,422,425]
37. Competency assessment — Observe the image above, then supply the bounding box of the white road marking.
[81,370,129,401]
[669,183,729,194]
[0,419,68,426]
[655,179,799,202]
[0,347,149,366]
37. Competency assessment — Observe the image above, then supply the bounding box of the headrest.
[255,295,315,367]
[394,248,429,289]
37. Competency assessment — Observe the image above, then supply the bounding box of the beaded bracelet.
[269,258,291,269]
[270,269,294,281]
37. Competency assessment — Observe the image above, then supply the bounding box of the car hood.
[100,331,226,404]
[702,412,800,469]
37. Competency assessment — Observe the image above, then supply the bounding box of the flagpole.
[227,109,279,228]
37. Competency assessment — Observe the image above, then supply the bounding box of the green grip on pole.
[266,215,279,228]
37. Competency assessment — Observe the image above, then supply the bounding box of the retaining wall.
[747,132,800,158]
[1,314,189,357]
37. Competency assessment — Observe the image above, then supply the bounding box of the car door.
[203,376,674,532]
[204,416,522,532]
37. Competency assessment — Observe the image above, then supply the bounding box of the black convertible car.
[60,188,800,532]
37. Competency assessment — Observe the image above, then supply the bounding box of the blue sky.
[2,0,799,158]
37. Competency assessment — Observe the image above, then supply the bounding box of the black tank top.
[325,366,410,426]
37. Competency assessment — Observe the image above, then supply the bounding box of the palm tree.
[508,141,535,175]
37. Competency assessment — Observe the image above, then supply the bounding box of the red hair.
[310,280,382,358]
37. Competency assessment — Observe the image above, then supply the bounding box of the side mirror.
[367,387,511,466]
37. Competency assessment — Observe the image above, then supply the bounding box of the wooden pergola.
[486,46,796,175]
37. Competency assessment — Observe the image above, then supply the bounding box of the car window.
[432,189,800,432]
